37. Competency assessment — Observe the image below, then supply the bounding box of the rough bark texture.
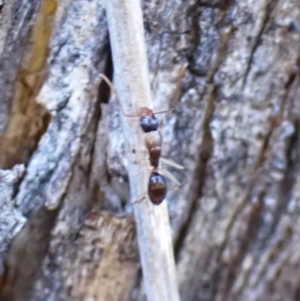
[1,0,300,301]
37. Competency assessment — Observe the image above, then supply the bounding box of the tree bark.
[1,0,300,301]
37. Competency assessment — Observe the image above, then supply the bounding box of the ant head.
[148,171,167,205]
[139,107,159,133]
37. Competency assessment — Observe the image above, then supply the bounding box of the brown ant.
[99,64,187,205]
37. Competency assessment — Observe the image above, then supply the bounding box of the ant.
[99,64,187,205]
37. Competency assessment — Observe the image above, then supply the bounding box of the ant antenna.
[99,73,122,112]
[99,73,138,117]
[152,108,174,115]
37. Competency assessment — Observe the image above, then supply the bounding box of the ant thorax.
[145,131,162,168]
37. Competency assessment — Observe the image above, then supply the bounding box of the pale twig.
[104,1,180,301]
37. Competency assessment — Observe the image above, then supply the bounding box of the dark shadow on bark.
[0,207,59,301]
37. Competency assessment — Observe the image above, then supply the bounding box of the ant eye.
[140,115,158,133]
[148,172,167,205]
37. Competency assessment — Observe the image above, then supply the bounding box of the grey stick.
[104,0,180,301]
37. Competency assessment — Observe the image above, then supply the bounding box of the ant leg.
[98,73,140,117]
[153,63,188,116]
[168,186,180,192]
[146,157,183,179]
[160,157,184,170]
[157,168,181,187]
[131,195,146,204]
[173,63,188,106]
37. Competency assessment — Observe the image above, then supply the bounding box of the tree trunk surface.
[0,0,300,301]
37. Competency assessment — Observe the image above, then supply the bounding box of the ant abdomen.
[148,171,167,205]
